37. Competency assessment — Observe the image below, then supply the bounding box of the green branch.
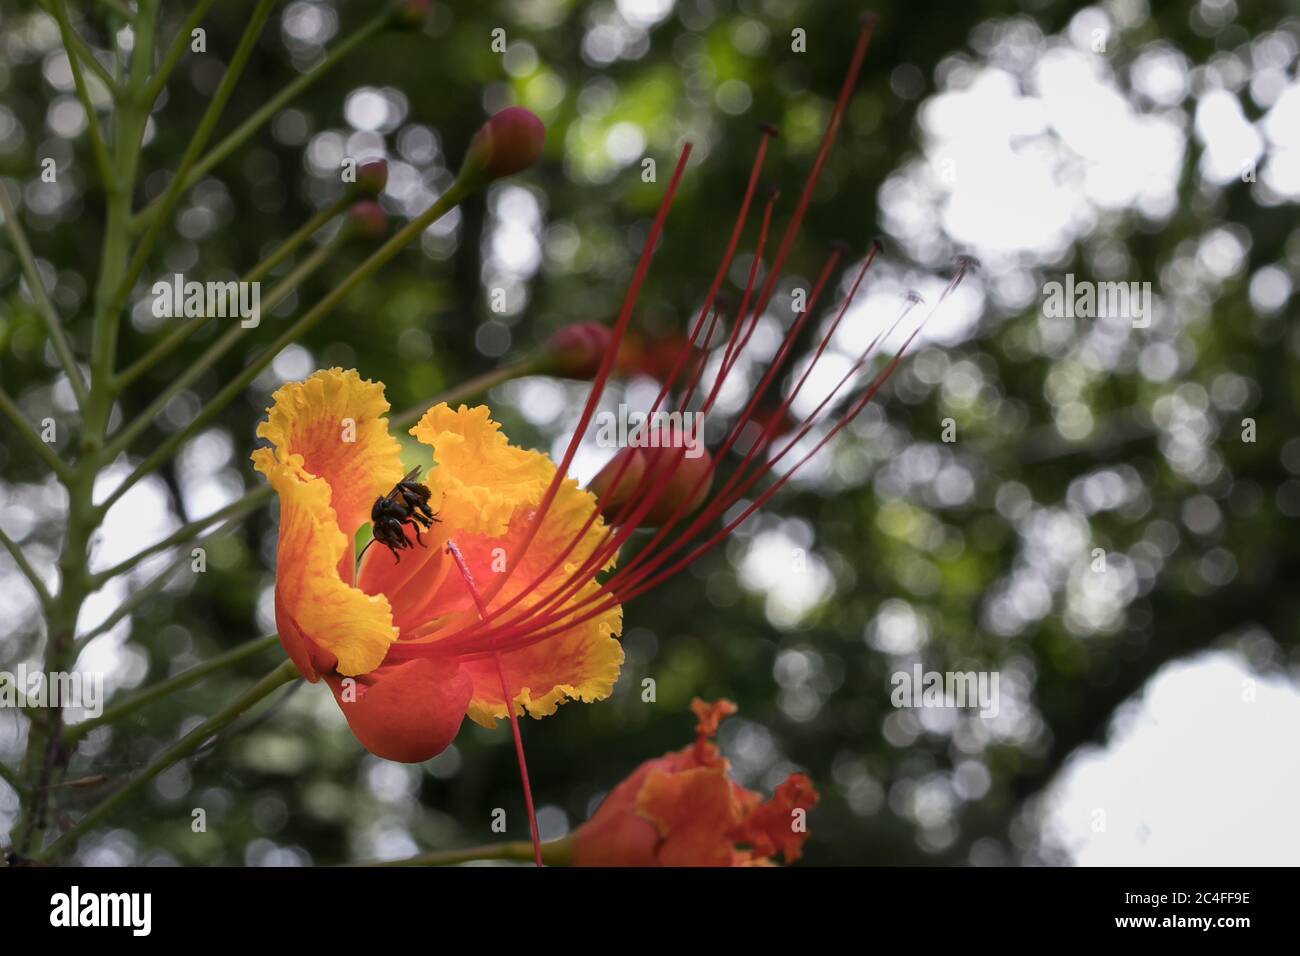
[0,182,88,406]
[100,179,471,514]
[37,659,301,861]
[72,486,272,649]
[390,357,541,431]
[103,230,348,459]
[0,387,71,482]
[141,0,219,108]
[50,0,115,189]
[36,0,117,94]
[109,0,276,321]
[65,634,280,743]
[88,489,269,586]
[113,196,353,390]
[130,11,390,234]
[0,522,53,609]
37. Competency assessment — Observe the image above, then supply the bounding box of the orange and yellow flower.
[251,368,623,763]
[568,699,818,866]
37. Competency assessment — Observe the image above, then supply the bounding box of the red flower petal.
[325,659,472,763]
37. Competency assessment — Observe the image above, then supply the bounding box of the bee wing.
[381,467,424,502]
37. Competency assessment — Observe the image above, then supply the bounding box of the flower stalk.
[36,659,301,861]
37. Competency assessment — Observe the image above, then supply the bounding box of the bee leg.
[409,520,426,547]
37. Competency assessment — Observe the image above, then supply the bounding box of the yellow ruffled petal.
[411,403,554,538]
[257,368,405,536]
[411,403,623,726]
[461,588,624,727]
[253,448,398,677]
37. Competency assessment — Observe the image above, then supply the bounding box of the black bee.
[360,467,439,563]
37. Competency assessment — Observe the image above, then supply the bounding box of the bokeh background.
[2,0,1298,865]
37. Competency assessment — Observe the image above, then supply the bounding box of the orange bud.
[541,322,613,379]
[346,200,388,240]
[588,429,712,527]
[459,107,545,185]
[354,159,388,198]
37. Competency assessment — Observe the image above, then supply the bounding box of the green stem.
[37,660,301,861]
[0,388,72,482]
[64,634,281,743]
[103,232,347,460]
[0,522,54,609]
[0,759,26,797]
[390,356,541,431]
[247,195,356,284]
[129,12,389,235]
[49,0,115,190]
[87,488,270,586]
[140,0,219,108]
[37,0,117,94]
[71,503,262,649]
[108,0,275,323]
[114,197,352,390]
[87,0,154,409]
[362,839,570,867]
[13,2,157,855]
[100,179,471,514]
[0,182,88,406]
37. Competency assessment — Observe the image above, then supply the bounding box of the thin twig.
[49,0,115,188]
[0,523,54,609]
[37,660,301,860]
[64,633,280,742]
[130,11,390,234]
[0,183,88,406]
[0,387,71,482]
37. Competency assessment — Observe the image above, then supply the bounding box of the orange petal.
[409,403,623,726]
[730,773,819,863]
[253,449,398,679]
[636,765,746,866]
[257,368,405,536]
[325,658,471,763]
[422,526,623,727]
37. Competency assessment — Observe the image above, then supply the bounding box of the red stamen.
[441,262,973,657]
[445,539,543,868]
[390,16,897,658]
[715,186,779,391]
[403,129,778,654]
[463,144,693,623]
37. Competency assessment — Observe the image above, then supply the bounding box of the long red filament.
[401,128,778,653]
[453,15,878,643]
[465,144,693,623]
[445,539,543,867]
[387,15,919,660]
[463,263,978,654]
[412,258,973,660]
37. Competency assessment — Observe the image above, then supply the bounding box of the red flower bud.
[347,200,388,240]
[542,322,613,379]
[459,107,545,185]
[354,159,388,198]
[587,427,713,528]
